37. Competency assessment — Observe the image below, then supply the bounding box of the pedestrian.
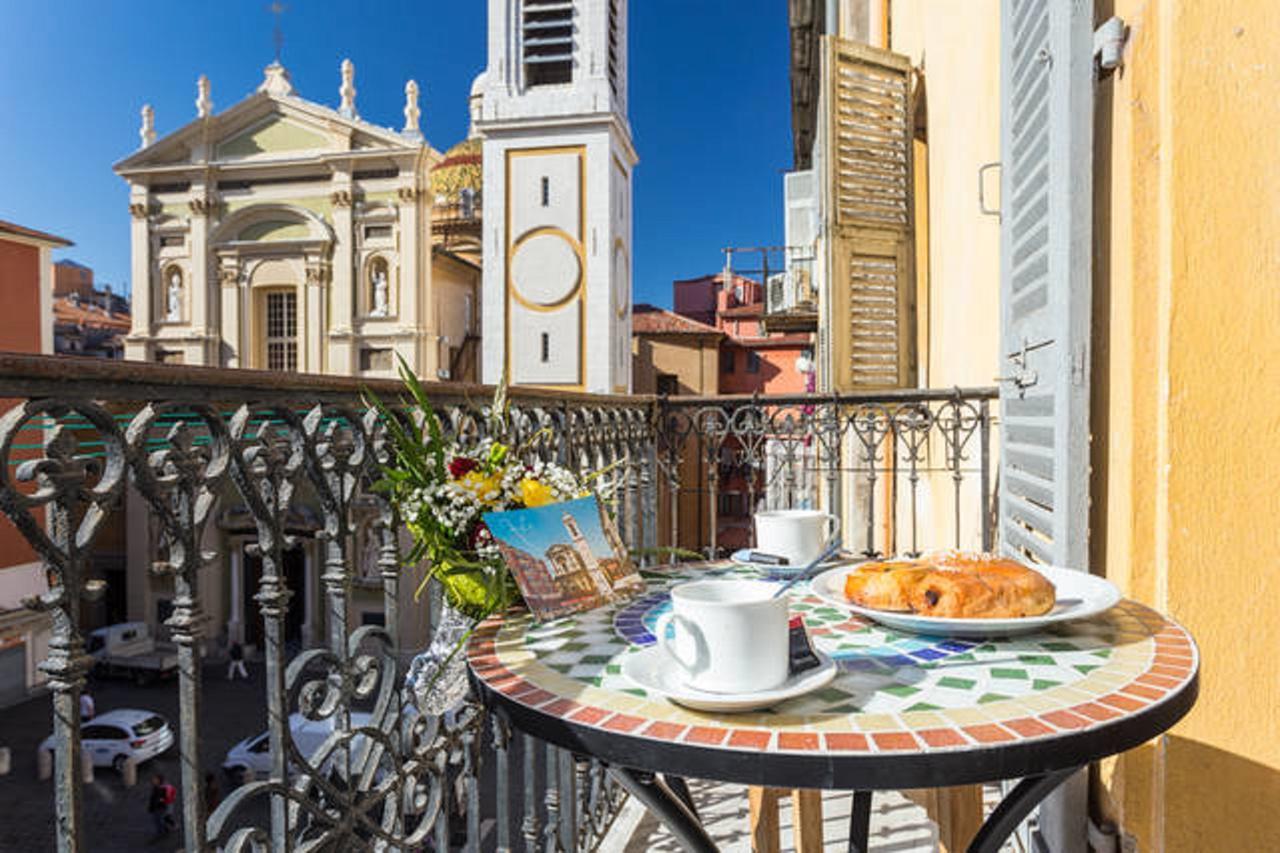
[148,773,176,839]
[79,690,94,721]
[227,640,248,680]
[203,772,220,811]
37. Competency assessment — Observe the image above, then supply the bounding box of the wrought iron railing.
[654,388,998,559]
[0,353,997,851]
[0,354,649,852]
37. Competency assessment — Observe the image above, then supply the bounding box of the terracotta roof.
[0,219,72,248]
[53,297,131,331]
[720,303,764,318]
[631,304,723,337]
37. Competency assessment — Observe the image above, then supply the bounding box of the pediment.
[116,89,421,175]
[216,115,333,160]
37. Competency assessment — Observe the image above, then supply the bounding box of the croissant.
[843,552,1055,618]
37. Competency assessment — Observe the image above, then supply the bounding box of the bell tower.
[477,0,637,393]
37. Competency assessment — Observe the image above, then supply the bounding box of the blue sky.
[0,1,792,308]
[483,496,612,561]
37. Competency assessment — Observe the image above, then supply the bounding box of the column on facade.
[396,184,424,372]
[187,188,213,364]
[127,185,152,360]
[329,176,356,375]
[303,258,327,373]
[217,253,241,367]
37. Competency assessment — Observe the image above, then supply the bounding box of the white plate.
[729,549,852,574]
[622,645,838,713]
[808,563,1121,637]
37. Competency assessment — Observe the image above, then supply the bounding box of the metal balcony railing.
[0,354,649,852]
[0,353,997,851]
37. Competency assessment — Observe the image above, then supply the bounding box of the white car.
[222,711,373,784]
[42,708,175,773]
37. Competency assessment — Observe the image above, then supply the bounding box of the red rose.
[468,521,492,549]
[448,456,480,478]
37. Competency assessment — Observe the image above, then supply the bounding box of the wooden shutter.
[998,1,1093,850]
[828,38,917,390]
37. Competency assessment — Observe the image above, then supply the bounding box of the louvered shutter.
[827,38,917,390]
[998,1,1093,850]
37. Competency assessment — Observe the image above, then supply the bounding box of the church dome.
[430,137,482,204]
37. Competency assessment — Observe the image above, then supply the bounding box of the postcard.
[483,495,645,621]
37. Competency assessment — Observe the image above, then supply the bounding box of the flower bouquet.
[368,357,597,711]
[370,357,590,622]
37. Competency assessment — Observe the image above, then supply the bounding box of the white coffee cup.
[754,509,840,566]
[653,579,789,694]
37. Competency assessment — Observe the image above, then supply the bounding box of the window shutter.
[998,1,1093,850]
[827,39,917,390]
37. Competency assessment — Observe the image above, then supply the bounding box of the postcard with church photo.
[482,495,644,622]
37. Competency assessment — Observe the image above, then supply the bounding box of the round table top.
[467,563,1199,790]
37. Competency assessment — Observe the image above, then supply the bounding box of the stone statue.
[166,271,182,321]
[402,80,422,141]
[371,268,388,317]
[339,59,357,118]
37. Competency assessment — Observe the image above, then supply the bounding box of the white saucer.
[729,548,853,575]
[809,563,1122,637]
[622,645,838,713]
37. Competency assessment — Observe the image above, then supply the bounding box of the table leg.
[846,790,872,853]
[748,787,783,853]
[665,774,700,820]
[609,766,718,853]
[792,788,824,852]
[966,767,1077,853]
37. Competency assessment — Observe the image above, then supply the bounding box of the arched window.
[368,257,391,317]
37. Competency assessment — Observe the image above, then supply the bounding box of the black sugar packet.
[787,615,822,675]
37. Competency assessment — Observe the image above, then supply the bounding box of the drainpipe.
[825,0,838,36]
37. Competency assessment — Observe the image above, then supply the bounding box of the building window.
[540,176,550,207]
[522,0,573,87]
[154,349,184,365]
[656,373,679,396]
[540,332,550,362]
[265,290,298,371]
[746,351,761,373]
[360,347,393,372]
[607,0,621,95]
[720,348,735,374]
[364,224,392,240]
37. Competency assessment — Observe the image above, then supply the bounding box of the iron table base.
[608,766,1079,853]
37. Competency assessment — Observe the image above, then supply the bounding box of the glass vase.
[405,603,476,716]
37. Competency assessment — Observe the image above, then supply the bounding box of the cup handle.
[654,612,706,676]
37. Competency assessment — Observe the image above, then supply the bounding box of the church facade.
[114,61,480,382]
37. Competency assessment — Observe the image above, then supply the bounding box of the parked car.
[40,708,174,773]
[222,712,376,785]
[86,622,179,685]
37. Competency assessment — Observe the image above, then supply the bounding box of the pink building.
[672,272,814,396]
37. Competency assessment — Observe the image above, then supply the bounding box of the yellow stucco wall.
[890,0,1003,391]
[886,0,1280,848]
[1093,2,1280,850]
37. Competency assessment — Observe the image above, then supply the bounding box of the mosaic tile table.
[468,563,1199,853]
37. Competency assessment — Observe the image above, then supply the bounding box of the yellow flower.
[461,471,502,505]
[519,477,554,508]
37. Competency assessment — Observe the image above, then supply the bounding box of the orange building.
[0,219,69,706]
